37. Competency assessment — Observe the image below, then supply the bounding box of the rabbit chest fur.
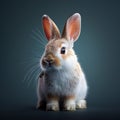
[45,69,79,96]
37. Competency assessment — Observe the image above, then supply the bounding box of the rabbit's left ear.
[62,13,81,42]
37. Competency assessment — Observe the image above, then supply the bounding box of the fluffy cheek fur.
[56,49,77,70]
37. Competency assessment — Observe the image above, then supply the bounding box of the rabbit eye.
[61,47,66,54]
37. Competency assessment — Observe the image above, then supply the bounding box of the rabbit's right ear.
[42,15,61,41]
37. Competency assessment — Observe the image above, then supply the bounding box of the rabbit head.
[40,13,81,71]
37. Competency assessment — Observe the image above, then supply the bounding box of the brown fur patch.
[63,95,75,101]
[54,56,61,67]
[47,93,59,101]
[75,62,82,76]
[61,49,74,60]
[46,39,65,51]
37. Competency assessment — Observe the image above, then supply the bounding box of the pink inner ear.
[69,22,80,40]
[67,14,80,41]
[42,17,52,40]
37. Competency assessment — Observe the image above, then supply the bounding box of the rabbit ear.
[42,15,61,41]
[62,13,81,42]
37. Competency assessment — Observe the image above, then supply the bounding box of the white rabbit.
[37,13,88,111]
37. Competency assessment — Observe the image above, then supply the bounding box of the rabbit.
[37,13,88,111]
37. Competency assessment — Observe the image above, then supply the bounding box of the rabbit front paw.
[46,100,59,111]
[64,99,76,111]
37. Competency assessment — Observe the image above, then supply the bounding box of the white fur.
[38,46,87,102]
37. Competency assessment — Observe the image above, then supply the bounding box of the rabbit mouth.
[46,62,53,68]
[42,61,61,71]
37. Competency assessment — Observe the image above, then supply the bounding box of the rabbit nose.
[43,58,54,66]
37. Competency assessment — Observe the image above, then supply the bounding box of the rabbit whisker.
[27,67,40,87]
[31,35,45,48]
[23,63,40,83]
[32,29,46,45]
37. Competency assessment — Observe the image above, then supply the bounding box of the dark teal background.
[1,0,120,120]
